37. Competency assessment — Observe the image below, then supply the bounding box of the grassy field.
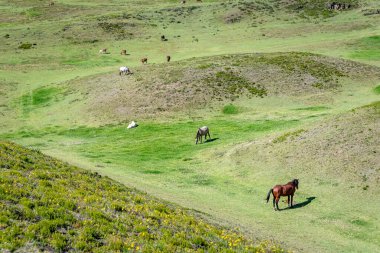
[0,141,286,252]
[1,0,380,252]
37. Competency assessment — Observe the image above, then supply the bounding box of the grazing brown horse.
[266,179,299,211]
[195,126,210,144]
[166,55,171,62]
[141,57,148,64]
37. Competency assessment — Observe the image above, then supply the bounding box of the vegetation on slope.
[0,141,284,252]
[37,52,378,123]
[217,101,380,252]
[283,0,359,18]
[269,102,380,187]
[0,0,379,252]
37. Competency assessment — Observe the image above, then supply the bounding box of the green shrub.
[50,232,68,251]
[223,104,239,114]
[18,43,33,49]
[205,71,267,99]
[374,85,380,94]
[273,129,306,143]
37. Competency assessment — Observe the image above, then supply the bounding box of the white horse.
[195,126,210,144]
[119,66,131,75]
[127,121,138,129]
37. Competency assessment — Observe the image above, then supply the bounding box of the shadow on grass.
[282,196,316,211]
[204,138,219,143]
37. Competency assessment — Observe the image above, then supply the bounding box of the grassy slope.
[0,141,285,252]
[1,0,380,252]
[2,56,378,252]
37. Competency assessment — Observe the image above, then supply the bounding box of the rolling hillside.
[0,141,285,252]
[1,0,380,252]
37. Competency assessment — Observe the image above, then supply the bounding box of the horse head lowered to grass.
[266,179,299,211]
[195,126,210,144]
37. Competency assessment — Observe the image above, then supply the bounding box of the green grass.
[24,7,43,18]
[2,118,299,169]
[293,106,330,111]
[350,35,380,61]
[0,141,285,252]
[222,104,239,114]
[21,87,62,106]
[1,0,380,252]
[272,129,305,143]
[374,85,380,94]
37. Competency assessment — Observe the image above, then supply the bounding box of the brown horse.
[141,57,148,64]
[195,126,210,144]
[166,55,171,62]
[266,179,299,211]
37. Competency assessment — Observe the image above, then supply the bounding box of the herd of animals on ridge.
[90,0,357,211]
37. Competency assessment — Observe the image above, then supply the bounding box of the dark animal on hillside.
[166,55,171,62]
[141,57,148,64]
[99,48,107,54]
[120,49,127,55]
[195,126,210,144]
[161,35,167,41]
[181,0,186,4]
[49,1,54,6]
[266,179,299,211]
[329,2,350,10]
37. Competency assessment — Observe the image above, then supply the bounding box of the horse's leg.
[276,197,280,211]
[291,194,294,207]
[288,195,290,207]
[273,197,276,210]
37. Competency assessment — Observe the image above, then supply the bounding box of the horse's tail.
[266,188,273,203]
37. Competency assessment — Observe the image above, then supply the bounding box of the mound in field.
[233,101,380,190]
[62,52,379,120]
[0,141,285,252]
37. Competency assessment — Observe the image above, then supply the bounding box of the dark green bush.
[18,43,33,49]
